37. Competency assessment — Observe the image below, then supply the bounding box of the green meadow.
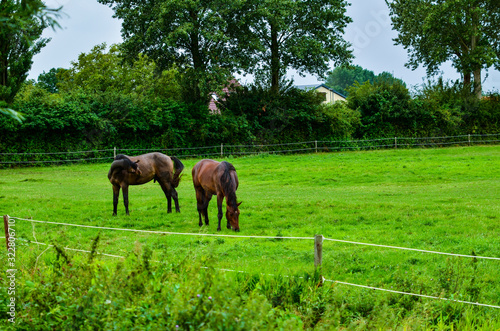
[1,146,500,329]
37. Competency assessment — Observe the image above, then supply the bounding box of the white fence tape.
[10,217,500,261]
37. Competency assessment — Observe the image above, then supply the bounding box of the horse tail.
[171,156,184,188]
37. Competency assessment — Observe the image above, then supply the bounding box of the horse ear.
[237,201,242,207]
[135,160,140,164]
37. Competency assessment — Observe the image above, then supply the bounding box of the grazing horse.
[108,153,184,215]
[192,159,241,231]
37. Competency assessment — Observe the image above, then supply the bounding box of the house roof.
[295,84,347,99]
[209,79,240,112]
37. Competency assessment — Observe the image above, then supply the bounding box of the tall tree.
[0,0,60,121]
[56,43,182,100]
[387,0,500,98]
[324,65,405,96]
[98,0,243,102]
[324,65,375,96]
[0,0,61,103]
[240,0,353,93]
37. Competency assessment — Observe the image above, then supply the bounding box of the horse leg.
[112,184,120,216]
[122,185,130,215]
[159,179,173,213]
[203,193,212,226]
[172,188,180,213]
[196,188,205,227]
[217,193,224,231]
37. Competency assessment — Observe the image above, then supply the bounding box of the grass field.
[1,146,500,329]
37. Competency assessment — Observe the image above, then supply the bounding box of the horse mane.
[220,161,238,208]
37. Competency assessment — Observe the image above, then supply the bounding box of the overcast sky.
[29,0,500,92]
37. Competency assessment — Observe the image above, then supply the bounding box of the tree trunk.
[189,10,203,102]
[463,72,471,86]
[270,23,280,94]
[470,7,482,99]
[473,68,482,99]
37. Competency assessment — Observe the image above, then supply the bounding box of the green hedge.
[0,82,499,162]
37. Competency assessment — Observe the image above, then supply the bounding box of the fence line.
[9,217,314,241]
[1,133,499,165]
[323,237,500,261]
[325,280,500,309]
[9,216,500,261]
[17,237,500,310]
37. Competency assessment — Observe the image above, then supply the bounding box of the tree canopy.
[56,43,182,101]
[0,0,61,121]
[324,65,405,96]
[98,0,244,102]
[98,0,353,97]
[387,0,500,98]
[238,0,353,93]
[0,0,61,103]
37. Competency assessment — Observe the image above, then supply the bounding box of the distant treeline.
[0,78,499,157]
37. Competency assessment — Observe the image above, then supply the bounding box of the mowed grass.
[1,145,500,312]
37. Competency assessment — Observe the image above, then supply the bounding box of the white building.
[296,84,346,103]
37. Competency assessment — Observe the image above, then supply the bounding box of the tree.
[0,0,61,121]
[98,0,243,103]
[37,67,63,93]
[347,79,412,137]
[324,65,405,96]
[240,0,353,93]
[324,65,375,96]
[387,0,500,98]
[56,43,182,101]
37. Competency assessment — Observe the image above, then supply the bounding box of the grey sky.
[29,0,500,92]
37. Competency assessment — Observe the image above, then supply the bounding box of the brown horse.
[108,153,184,215]
[192,159,241,231]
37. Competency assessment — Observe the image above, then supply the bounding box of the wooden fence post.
[395,137,397,149]
[114,147,116,159]
[314,234,323,269]
[221,143,223,157]
[3,215,9,251]
[315,140,318,153]
[468,134,471,146]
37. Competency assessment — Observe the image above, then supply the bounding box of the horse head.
[113,154,141,175]
[226,201,242,232]
[129,160,141,175]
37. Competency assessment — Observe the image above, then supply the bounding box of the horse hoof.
[217,227,221,231]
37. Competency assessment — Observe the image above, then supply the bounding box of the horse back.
[128,153,174,185]
[192,159,220,193]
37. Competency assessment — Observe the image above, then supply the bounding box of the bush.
[219,85,358,144]
[1,78,499,160]
[347,80,413,138]
[317,101,361,139]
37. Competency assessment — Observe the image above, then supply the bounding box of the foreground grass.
[1,146,500,329]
